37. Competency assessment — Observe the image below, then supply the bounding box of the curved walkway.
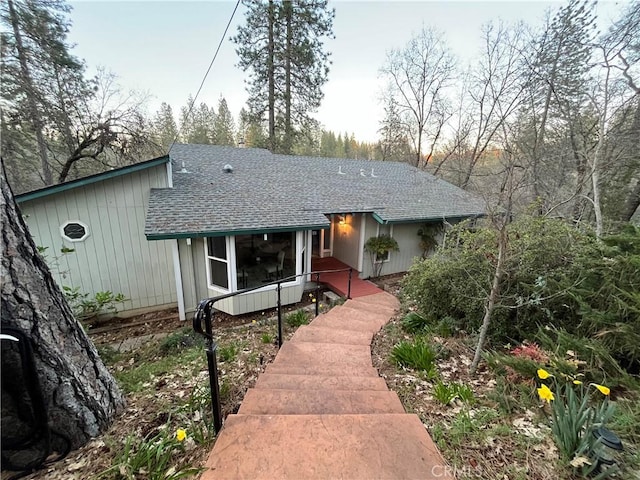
[200,292,453,480]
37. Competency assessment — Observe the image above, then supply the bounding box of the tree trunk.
[283,0,293,155]
[6,0,53,185]
[267,0,276,153]
[0,161,125,450]
[470,228,506,375]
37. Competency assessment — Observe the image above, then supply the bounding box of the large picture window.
[234,232,296,289]
[206,237,228,289]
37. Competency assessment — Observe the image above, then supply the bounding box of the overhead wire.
[168,0,241,155]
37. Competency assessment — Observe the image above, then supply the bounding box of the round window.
[61,221,89,242]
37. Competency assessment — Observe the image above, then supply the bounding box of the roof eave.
[372,212,486,225]
[146,223,331,241]
[16,155,170,203]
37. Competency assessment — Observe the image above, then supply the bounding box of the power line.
[168,0,241,155]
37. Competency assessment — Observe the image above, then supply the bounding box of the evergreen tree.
[232,0,334,154]
[212,97,236,146]
[1,0,87,186]
[151,102,178,152]
[180,96,215,144]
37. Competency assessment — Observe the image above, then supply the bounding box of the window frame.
[205,236,231,291]
[60,220,90,242]
[374,223,394,264]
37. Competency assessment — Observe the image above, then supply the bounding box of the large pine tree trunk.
[1,161,125,449]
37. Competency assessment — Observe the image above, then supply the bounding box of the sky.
[66,0,626,143]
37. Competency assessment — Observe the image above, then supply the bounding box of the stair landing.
[200,291,454,480]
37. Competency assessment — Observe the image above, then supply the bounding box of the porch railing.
[192,267,353,433]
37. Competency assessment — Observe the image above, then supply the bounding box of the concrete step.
[290,325,373,346]
[318,305,390,328]
[310,314,385,333]
[237,388,405,415]
[201,413,453,480]
[253,373,389,391]
[272,341,373,368]
[344,298,396,316]
[265,363,379,377]
[351,291,400,310]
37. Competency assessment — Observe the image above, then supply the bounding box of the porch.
[311,257,383,298]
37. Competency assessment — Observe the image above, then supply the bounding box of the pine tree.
[212,97,236,146]
[1,0,87,187]
[232,0,334,154]
[151,102,178,152]
[180,96,215,144]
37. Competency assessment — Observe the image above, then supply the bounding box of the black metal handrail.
[192,267,353,433]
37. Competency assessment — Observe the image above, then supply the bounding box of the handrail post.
[314,272,320,317]
[347,268,353,300]
[277,282,283,348]
[202,302,222,433]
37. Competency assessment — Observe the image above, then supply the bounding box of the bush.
[63,286,127,321]
[401,218,640,378]
[403,216,594,341]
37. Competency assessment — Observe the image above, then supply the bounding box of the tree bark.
[267,0,276,152]
[283,0,293,155]
[1,161,125,449]
[470,228,506,375]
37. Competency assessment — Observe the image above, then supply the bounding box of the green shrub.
[401,217,640,378]
[63,286,127,321]
[390,339,438,378]
[261,332,274,344]
[286,309,309,327]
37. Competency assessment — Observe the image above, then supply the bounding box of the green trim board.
[146,223,330,241]
[16,155,170,203]
[372,212,485,225]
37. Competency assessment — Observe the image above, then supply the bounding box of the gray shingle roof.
[144,144,485,238]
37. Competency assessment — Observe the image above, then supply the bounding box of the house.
[16,144,484,320]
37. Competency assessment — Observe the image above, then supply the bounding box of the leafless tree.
[380,27,456,168]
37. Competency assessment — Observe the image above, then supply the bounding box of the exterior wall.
[332,213,362,271]
[19,164,177,312]
[361,217,437,279]
[186,233,306,316]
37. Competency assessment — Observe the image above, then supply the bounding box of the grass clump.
[218,342,241,363]
[432,381,475,406]
[286,309,310,328]
[390,338,438,378]
[100,429,202,480]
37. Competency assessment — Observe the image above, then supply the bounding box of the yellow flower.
[176,429,187,442]
[573,380,583,385]
[537,368,552,380]
[537,384,555,403]
[591,384,610,396]
[312,298,316,303]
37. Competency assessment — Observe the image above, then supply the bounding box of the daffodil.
[537,368,553,380]
[591,383,610,396]
[176,429,187,442]
[537,384,555,403]
[572,380,583,385]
